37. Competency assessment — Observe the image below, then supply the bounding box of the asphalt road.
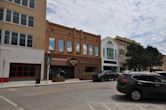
[0,81,166,110]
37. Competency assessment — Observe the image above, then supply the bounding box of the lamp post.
[47,50,51,84]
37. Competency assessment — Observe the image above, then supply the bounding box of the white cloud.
[47,0,166,55]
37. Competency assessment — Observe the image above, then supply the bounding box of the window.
[22,0,28,6]
[0,30,2,44]
[89,45,93,56]
[6,10,12,22]
[21,14,27,25]
[20,33,26,46]
[27,35,33,47]
[103,48,105,58]
[107,48,114,59]
[13,12,19,24]
[95,47,99,56]
[49,37,55,51]
[14,0,21,4]
[28,16,34,27]
[67,41,72,52]
[0,8,4,20]
[4,31,10,44]
[133,76,160,82]
[58,40,64,52]
[29,0,35,8]
[76,42,80,53]
[11,32,18,45]
[83,44,87,55]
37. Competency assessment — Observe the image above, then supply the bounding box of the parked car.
[92,70,118,82]
[116,72,166,101]
[154,71,166,77]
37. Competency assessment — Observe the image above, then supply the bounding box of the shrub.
[79,72,94,80]
[52,75,65,82]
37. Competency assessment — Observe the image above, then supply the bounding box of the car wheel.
[100,77,105,82]
[130,90,142,101]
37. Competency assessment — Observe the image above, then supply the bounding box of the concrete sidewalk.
[0,79,91,89]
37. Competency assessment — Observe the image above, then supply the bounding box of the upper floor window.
[22,0,28,7]
[13,11,20,24]
[0,8,4,20]
[103,48,105,58]
[27,35,33,47]
[67,41,72,52]
[58,40,64,52]
[20,33,26,46]
[107,48,114,59]
[28,16,34,27]
[83,44,87,55]
[89,45,93,56]
[76,42,80,54]
[6,10,12,22]
[49,37,55,51]
[21,14,27,25]
[4,31,10,44]
[0,29,33,48]
[7,0,36,9]
[14,0,21,4]
[11,32,18,45]
[29,0,35,8]
[95,46,99,57]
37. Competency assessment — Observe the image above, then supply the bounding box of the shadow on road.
[111,94,166,104]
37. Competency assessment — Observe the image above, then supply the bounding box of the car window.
[133,75,160,82]
[159,73,166,77]
[156,76,166,83]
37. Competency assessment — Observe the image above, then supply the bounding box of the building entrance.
[50,66,74,79]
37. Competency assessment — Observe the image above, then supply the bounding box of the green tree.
[125,45,163,71]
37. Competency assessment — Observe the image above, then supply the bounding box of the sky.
[47,0,166,55]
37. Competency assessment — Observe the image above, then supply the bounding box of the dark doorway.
[104,66,117,72]
[50,66,74,79]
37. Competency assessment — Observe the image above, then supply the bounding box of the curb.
[0,80,92,89]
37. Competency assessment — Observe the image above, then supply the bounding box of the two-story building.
[45,21,101,79]
[101,37,119,72]
[0,0,46,82]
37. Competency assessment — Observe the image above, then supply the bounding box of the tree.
[125,45,163,71]
[145,46,163,71]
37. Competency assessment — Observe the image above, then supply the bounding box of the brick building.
[0,0,46,82]
[45,21,101,79]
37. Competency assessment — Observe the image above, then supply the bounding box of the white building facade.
[101,37,119,72]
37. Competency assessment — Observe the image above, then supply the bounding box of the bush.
[79,72,93,80]
[52,75,65,82]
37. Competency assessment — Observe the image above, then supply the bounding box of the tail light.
[121,79,128,83]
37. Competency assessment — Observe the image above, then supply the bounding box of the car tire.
[130,90,142,101]
[100,77,105,82]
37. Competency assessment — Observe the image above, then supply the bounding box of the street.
[0,81,166,110]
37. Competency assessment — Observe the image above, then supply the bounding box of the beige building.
[114,36,140,72]
[0,0,46,82]
[162,55,166,71]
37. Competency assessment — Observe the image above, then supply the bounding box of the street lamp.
[47,50,51,84]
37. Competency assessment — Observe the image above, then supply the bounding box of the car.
[92,70,118,82]
[154,71,166,77]
[116,72,166,101]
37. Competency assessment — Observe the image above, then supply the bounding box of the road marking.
[88,103,95,110]
[157,106,166,110]
[0,95,24,110]
[102,103,112,110]
[135,105,147,110]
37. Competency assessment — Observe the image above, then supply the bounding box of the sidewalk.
[0,79,91,89]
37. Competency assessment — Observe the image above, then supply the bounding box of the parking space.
[88,102,166,110]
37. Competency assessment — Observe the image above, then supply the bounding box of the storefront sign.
[69,58,78,66]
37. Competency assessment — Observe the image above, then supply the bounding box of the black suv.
[92,70,118,82]
[117,72,166,101]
